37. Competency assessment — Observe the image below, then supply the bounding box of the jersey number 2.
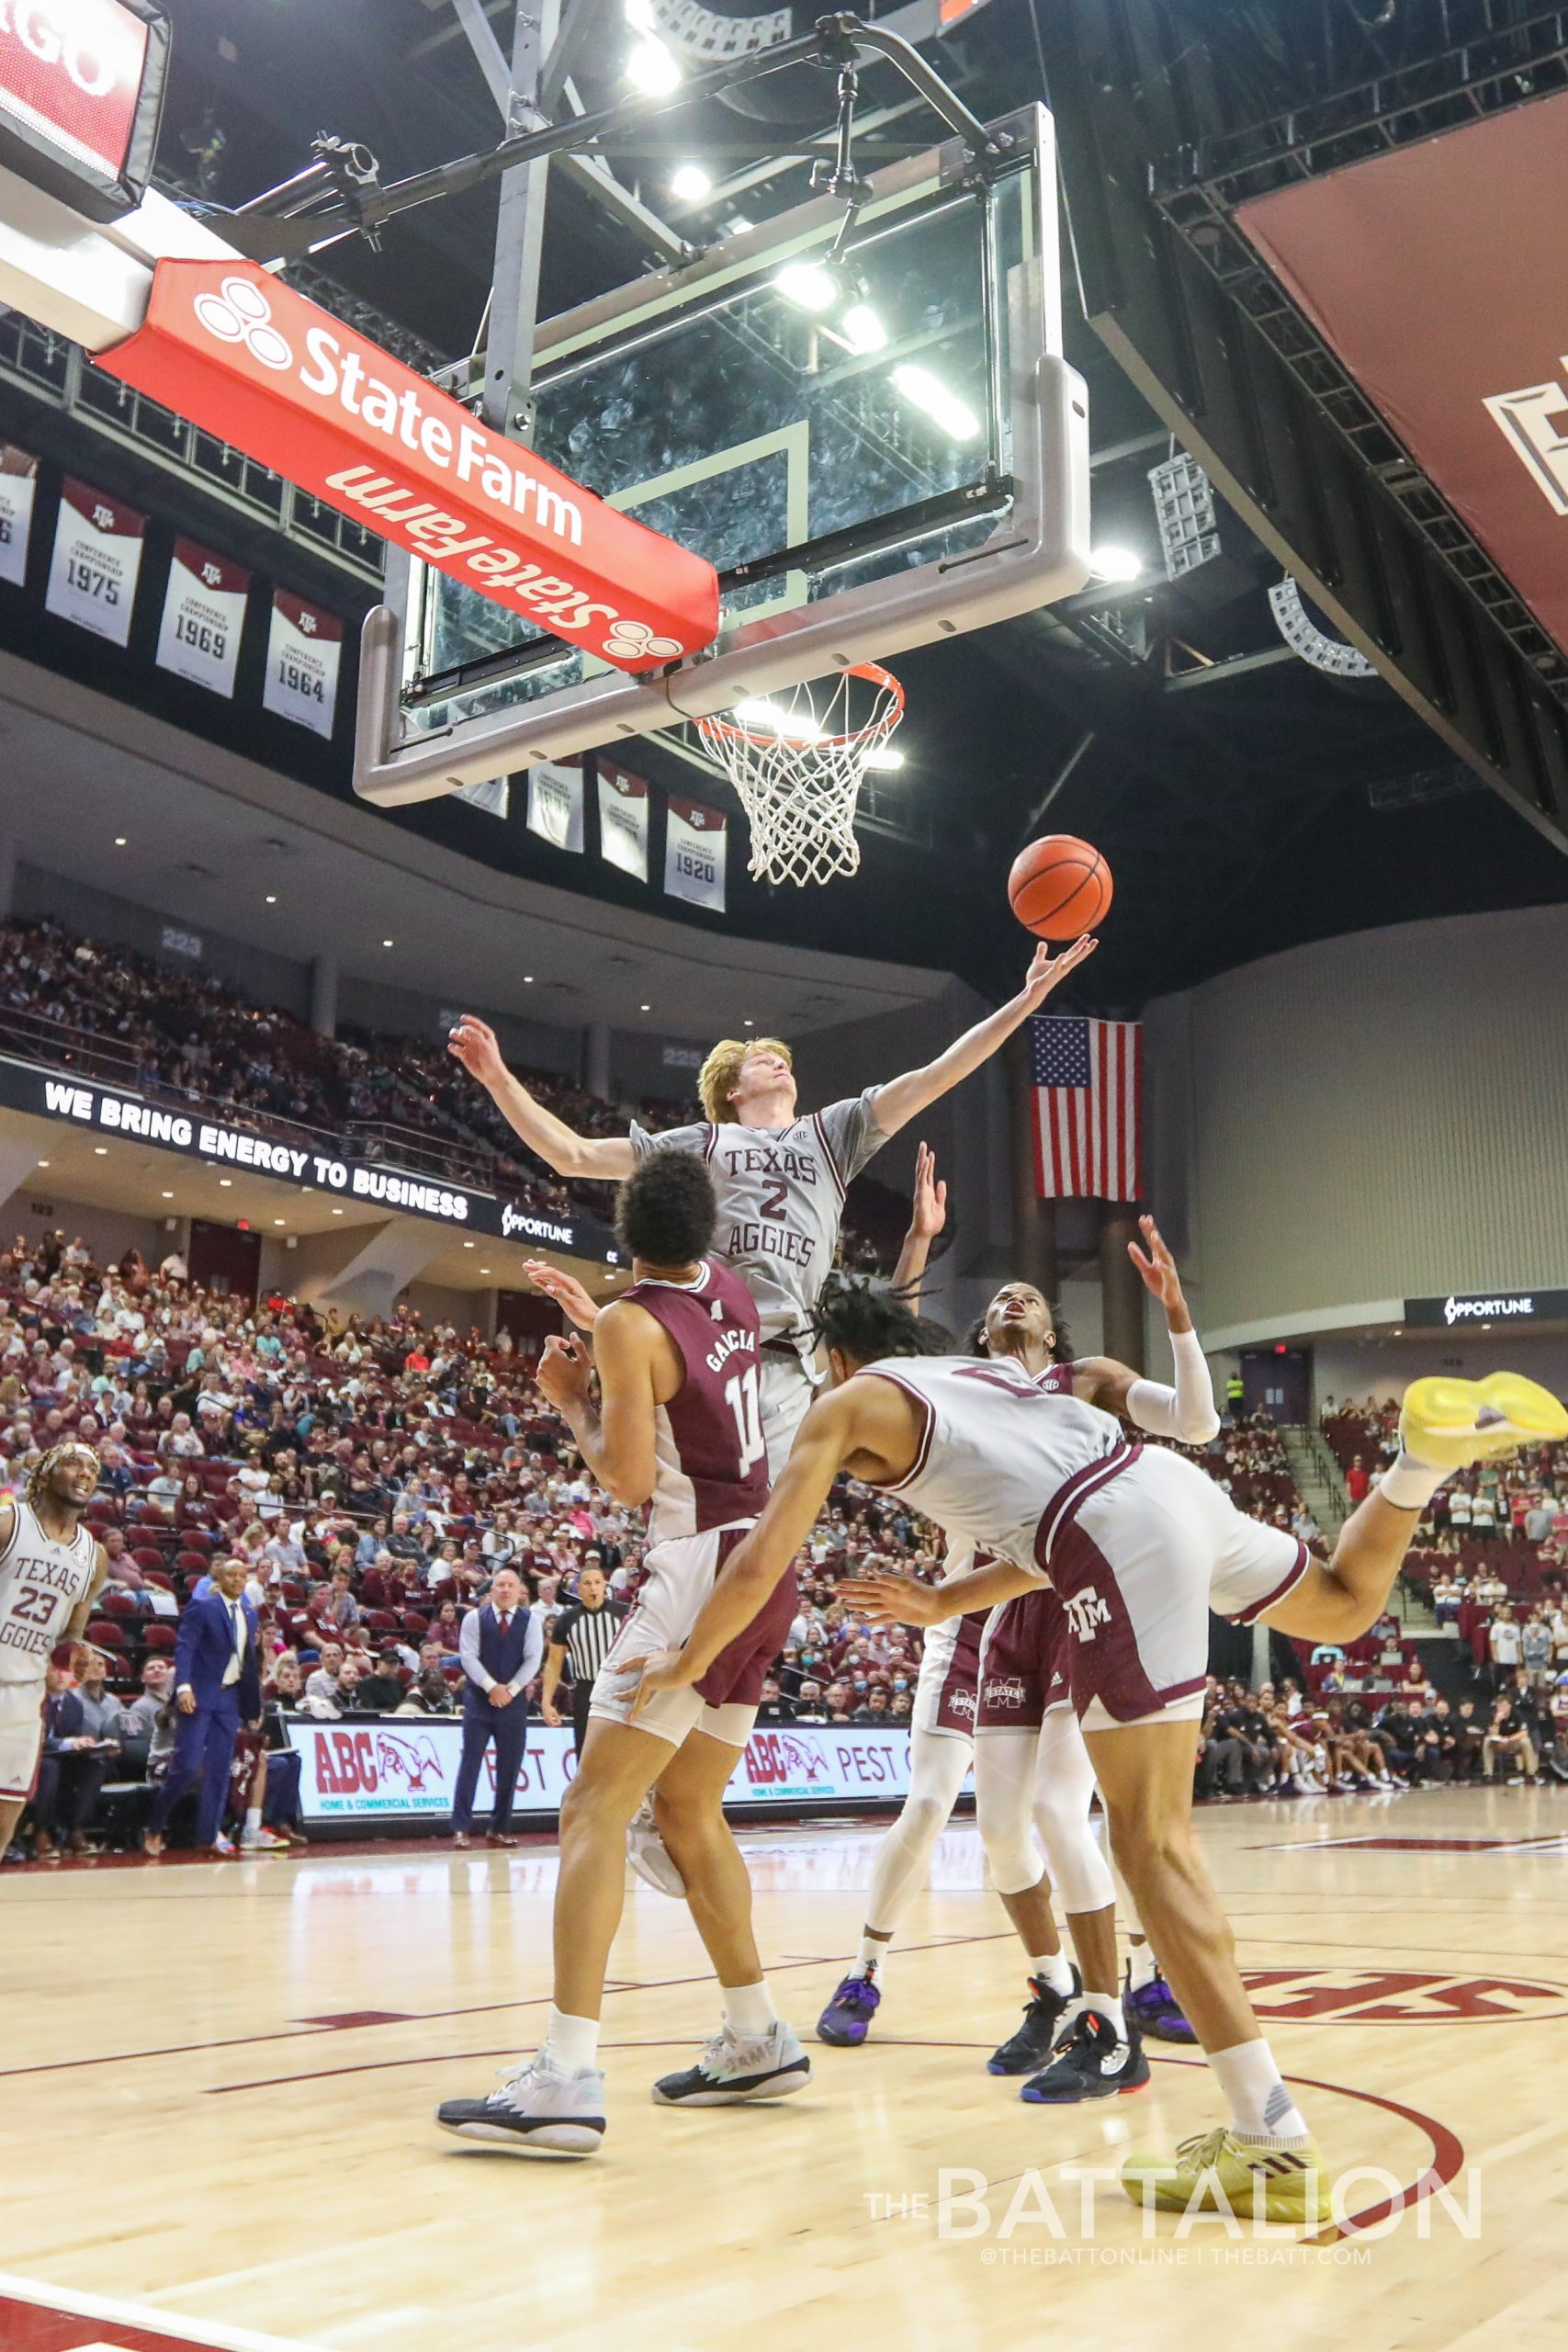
[723,1366,766,1479]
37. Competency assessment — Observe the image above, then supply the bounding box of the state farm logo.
[1242,1966,1568,2024]
[194,275,293,372]
[606,618,682,662]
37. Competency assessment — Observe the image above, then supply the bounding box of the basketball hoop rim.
[699,662,905,752]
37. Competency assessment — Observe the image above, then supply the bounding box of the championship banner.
[44,475,144,645]
[664,792,727,911]
[154,535,249,697]
[286,1714,960,1825]
[97,257,719,667]
[456,776,511,818]
[527,758,584,853]
[262,588,342,737]
[0,442,37,587]
[597,758,649,880]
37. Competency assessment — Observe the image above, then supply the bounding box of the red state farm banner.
[95,260,720,673]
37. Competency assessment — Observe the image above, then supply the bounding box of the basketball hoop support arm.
[212,15,1006,268]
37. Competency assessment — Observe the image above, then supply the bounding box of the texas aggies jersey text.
[0,1498,98,1685]
[620,1256,771,1544]
[627,1088,886,1357]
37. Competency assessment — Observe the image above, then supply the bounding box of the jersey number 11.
[723,1366,765,1479]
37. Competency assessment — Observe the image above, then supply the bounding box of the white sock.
[1210,2039,1310,2142]
[1377,1450,1448,1512]
[857,1932,891,1982]
[723,1979,779,2039]
[1077,1990,1126,2041]
[544,2007,601,2074]
[1127,1941,1158,1992]
[244,1807,261,1833]
[1031,1951,1076,1996]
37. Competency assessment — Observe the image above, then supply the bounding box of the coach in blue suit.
[143,1555,262,1859]
[452,1568,542,1848]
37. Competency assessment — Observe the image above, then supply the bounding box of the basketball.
[1007,834,1113,940]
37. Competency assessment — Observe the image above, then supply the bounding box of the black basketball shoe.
[987,1964,1082,2075]
[1021,2007,1150,2103]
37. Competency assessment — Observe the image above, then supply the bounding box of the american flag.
[1029,1014,1143,1201]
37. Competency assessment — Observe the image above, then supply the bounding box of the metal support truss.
[1036,0,1568,852]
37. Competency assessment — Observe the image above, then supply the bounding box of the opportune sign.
[1404,1289,1568,1329]
[95,259,720,670]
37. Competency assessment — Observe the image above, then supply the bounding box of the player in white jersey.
[447,930,1094,1476]
[0,1442,108,1855]
[629,1278,1566,2223]
[818,1221,1205,2086]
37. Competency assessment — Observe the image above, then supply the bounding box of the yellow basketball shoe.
[1400,1374,1568,1472]
[1121,2128,1332,2227]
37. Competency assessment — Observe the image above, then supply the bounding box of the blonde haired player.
[0,1443,109,1856]
[448,933,1095,1483]
[628,1275,1566,2222]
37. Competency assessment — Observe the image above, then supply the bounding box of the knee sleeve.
[864,1733,969,1932]
[1031,1710,1116,1917]
[975,1729,1046,1895]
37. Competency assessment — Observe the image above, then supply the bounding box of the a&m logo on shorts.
[1064,1587,1111,1643]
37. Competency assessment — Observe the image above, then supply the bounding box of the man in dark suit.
[142,1555,263,1859]
[452,1568,542,1848]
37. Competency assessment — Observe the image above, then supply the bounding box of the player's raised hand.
[908,1141,948,1242]
[536,1331,593,1412]
[1127,1214,1186,1315]
[1021,933,1098,1007]
[838,1567,944,1628]
[446,1014,507,1089]
[522,1259,600,1329]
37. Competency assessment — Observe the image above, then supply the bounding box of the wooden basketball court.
[3,1787,1564,2352]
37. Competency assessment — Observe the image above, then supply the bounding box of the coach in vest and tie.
[453,1568,544,1849]
[142,1555,262,1860]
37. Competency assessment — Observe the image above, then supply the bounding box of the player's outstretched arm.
[869,936,1098,1136]
[888,1141,947,1306]
[1072,1215,1220,1444]
[448,1016,636,1182]
[631,1385,880,1711]
[840,1555,1036,1626]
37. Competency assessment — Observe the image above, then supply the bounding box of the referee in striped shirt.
[539,1561,627,1755]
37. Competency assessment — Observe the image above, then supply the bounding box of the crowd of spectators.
[1323,1392,1568,1674]
[4,1223,1563,1859]
[0,913,902,1266]
[1197,1669,1568,1795]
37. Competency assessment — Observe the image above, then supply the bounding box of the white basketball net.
[696,663,906,888]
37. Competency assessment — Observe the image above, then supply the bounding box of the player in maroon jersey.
[435,1151,807,2160]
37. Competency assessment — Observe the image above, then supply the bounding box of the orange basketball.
[1007,834,1112,941]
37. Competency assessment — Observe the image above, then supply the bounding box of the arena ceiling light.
[733,695,824,742]
[670,163,713,201]
[625,35,682,94]
[839,302,886,354]
[862,743,905,771]
[1089,545,1144,583]
[890,363,979,444]
[774,259,838,313]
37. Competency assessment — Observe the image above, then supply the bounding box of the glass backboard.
[353,103,1089,807]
